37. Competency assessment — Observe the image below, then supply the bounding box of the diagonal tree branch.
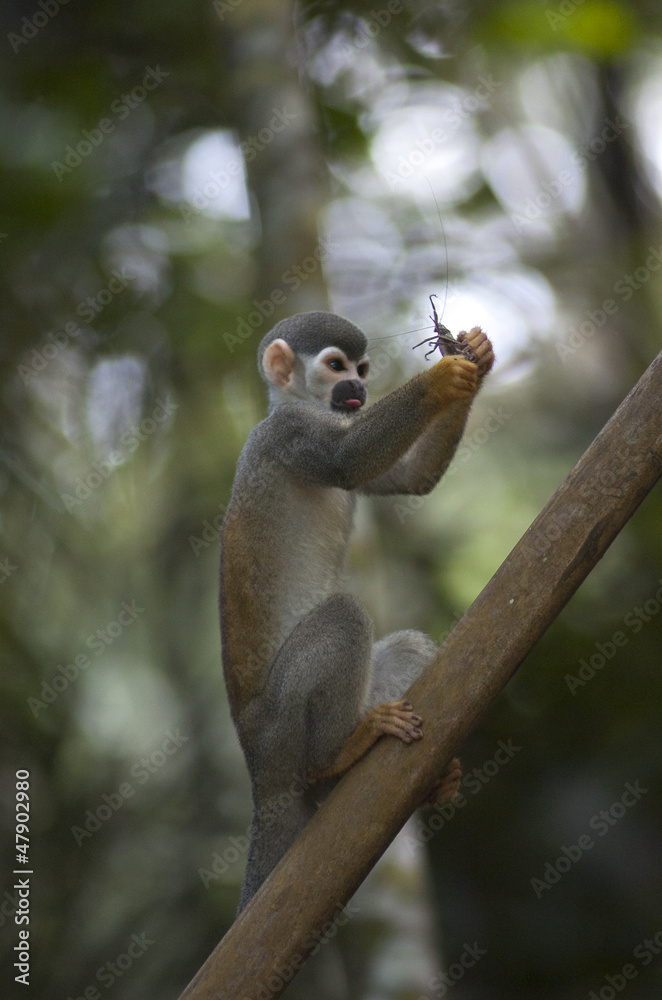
[179,350,662,1000]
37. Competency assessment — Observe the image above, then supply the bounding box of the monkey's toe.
[425,757,462,805]
[369,699,424,743]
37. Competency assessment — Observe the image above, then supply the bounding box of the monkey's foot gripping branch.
[425,757,462,805]
[311,699,423,781]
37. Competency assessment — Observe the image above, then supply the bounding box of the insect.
[412,294,477,363]
[366,178,478,363]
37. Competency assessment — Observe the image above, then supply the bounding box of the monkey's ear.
[263,338,296,387]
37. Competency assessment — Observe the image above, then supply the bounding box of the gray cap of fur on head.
[257,311,368,379]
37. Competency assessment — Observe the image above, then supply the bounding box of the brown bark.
[179,350,662,1000]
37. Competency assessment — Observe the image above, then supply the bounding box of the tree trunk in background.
[226,0,329,312]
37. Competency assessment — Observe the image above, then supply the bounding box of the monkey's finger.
[441,358,479,398]
[436,357,478,382]
[459,327,488,352]
[458,325,485,343]
[459,328,495,373]
[439,355,476,371]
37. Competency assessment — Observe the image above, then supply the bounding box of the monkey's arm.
[360,403,471,495]
[266,355,478,491]
[362,327,494,496]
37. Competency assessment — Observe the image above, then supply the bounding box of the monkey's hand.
[311,699,423,781]
[425,356,479,409]
[457,326,494,379]
[424,757,463,805]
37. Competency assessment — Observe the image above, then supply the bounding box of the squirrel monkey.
[220,311,494,909]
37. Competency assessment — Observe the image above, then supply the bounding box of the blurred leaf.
[480,0,638,58]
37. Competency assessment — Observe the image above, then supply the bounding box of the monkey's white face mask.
[261,339,370,415]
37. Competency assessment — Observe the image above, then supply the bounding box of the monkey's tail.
[237,790,314,913]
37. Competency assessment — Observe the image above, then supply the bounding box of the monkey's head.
[258,312,369,415]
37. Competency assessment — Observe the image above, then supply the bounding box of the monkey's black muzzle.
[331,379,366,414]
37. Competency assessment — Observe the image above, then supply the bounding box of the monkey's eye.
[357,362,369,378]
[327,359,346,372]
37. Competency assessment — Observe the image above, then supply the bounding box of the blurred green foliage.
[1,1,661,998]
[483,0,639,56]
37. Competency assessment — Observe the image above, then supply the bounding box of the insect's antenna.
[366,325,432,345]
[423,174,450,323]
[366,178,451,349]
